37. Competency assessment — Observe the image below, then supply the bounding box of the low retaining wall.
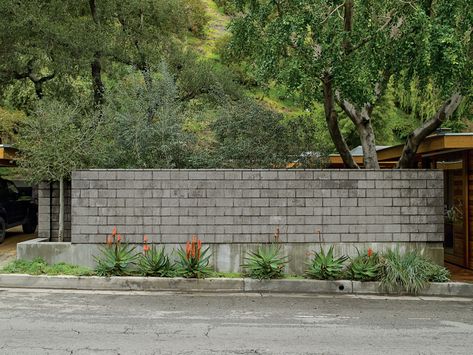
[18,239,443,274]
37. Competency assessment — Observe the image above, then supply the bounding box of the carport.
[0,144,37,266]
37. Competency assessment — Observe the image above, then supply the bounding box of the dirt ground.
[0,227,37,268]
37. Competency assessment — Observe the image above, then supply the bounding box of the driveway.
[0,289,472,354]
[0,227,36,268]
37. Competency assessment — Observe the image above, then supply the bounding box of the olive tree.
[227,0,472,168]
[16,101,97,241]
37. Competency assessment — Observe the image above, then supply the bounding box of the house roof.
[0,145,17,167]
[328,132,473,167]
[376,133,473,162]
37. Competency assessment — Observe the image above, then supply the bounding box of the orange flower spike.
[106,235,113,246]
[143,244,150,253]
[190,235,197,258]
[197,239,202,259]
[186,241,191,259]
[367,248,373,257]
[143,235,148,243]
[112,226,117,237]
[117,234,122,243]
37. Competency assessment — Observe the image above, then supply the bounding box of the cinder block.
[153,171,171,180]
[320,233,341,242]
[278,171,296,180]
[224,171,242,179]
[323,198,340,207]
[330,170,349,180]
[348,171,366,180]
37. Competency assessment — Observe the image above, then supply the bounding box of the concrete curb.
[1,274,473,297]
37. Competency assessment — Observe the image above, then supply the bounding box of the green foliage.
[94,234,139,276]
[15,100,97,182]
[175,237,213,278]
[225,0,472,160]
[348,249,382,281]
[426,263,451,283]
[93,64,194,169]
[242,244,289,280]
[0,0,209,109]
[1,258,93,276]
[212,99,299,167]
[0,106,26,144]
[380,249,450,294]
[305,246,348,280]
[137,246,174,277]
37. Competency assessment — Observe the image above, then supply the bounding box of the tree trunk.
[356,112,380,169]
[322,74,359,169]
[397,93,462,168]
[91,52,105,106]
[58,177,64,243]
[89,0,105,107]
[338,98,380,169]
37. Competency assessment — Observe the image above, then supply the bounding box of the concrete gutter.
[1,274,473,297]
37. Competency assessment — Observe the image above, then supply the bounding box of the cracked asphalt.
[0,289,473,354]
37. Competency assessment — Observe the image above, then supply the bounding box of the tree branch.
[346,10,397,56]
[397,93,463,168]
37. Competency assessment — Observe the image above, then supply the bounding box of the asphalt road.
[0,289,472,355]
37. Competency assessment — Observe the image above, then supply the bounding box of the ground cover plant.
[175,235,213,278]
[242,243,289,280]
[1,258,94,276]
[305,246,348,280]
[94,227,139,276]
[137,236,174,277]
[380,249,451,294]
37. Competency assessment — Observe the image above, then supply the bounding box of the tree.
[0,0,208,109]
[16,100,97,241]
[226,0,472,168]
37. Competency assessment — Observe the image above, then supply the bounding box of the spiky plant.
[305,246,348,280]
[242,244,289,280]
[138,236,174,277]
[175,235,212,278]
[94,227,138,276]
[348,248,381,281]
[380,249,450,294]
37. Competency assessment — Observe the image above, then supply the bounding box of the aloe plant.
[347,248,381,281]
[175,235,213,278]
[94,230,138,276]
[305,246,348,280]
[242,244,289,280]
[138,245,174,277]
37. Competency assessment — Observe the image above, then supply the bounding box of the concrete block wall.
[69,169,444,245]
[37,182,72,242]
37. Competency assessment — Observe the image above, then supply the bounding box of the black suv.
[0,178,37,243]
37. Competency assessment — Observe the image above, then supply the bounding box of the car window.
[0,180,7,199]
[6,181,19,197]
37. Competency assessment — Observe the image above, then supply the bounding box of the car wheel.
[0,216,6,243]
[23,213,37,234]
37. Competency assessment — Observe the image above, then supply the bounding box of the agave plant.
[242,244,289,280]
[305,246,348,280]
[94,227,138,276]
[137,235,174,277]
[175,235,212,278]
[348,248,381,281]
